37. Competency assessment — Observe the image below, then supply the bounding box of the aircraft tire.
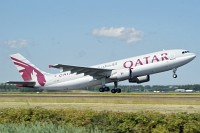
[116,88,121,93]
[173,74,177,78]
[99,87,105,92]
[111,89,117,93]
[104,87,110,91]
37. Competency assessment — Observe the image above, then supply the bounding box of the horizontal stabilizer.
[6,81,36,88]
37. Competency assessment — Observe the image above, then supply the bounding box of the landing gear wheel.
[99,87,105,92]
[173,74,177,78]
[104,87,110,91]
[111,89,117,93]
[116,88,121,93]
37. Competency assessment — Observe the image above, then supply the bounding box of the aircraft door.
[169,51,176,60]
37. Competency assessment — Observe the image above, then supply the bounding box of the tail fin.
[10,53,47,86]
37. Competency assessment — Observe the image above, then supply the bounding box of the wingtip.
[49,65,53,68]
[49,64,58,68]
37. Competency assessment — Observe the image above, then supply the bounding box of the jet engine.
[129,75,150,84]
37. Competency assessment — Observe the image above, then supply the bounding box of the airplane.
[7,49,196,93]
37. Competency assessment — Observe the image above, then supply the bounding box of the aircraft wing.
[49,64,112,79]
[6,81,36,88]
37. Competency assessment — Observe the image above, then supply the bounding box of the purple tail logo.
[11,57,46,86]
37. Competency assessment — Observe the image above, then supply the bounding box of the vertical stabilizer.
[10,53,47,86]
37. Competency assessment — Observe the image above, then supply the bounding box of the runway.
[0,93,199,113]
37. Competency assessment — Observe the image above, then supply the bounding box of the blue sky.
[0,0,199,85]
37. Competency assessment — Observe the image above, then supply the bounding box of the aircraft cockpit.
[182,51,190,54]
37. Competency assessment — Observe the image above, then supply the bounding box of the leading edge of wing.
[49,64,112,78]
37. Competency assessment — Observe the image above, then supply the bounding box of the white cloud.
[93,27,143,44]
[4,39,29,49]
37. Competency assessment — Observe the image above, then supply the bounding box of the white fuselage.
[38,49,196,91]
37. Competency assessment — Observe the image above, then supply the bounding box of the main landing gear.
[173,68,177,78]
[111,81,121,93]
[99,82,121,93]
[99,86,110,92]
[99,78,110,92]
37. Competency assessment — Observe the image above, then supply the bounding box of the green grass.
[0,122,104,133]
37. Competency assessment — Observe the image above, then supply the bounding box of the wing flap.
[49,64,112,78]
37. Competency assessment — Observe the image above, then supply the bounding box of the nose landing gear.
[173,68,177,78]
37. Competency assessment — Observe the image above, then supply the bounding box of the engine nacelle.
[109,69,131,80]
[129,75,150,84]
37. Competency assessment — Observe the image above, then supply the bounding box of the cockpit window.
[182,51,190,54]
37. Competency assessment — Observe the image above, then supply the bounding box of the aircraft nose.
[190,53,196,60]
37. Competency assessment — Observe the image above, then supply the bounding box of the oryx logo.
[11,57,46,86]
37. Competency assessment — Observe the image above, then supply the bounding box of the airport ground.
[0,92,200,113]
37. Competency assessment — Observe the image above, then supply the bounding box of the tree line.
[87,84,200,92]
[1,83,200,92]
